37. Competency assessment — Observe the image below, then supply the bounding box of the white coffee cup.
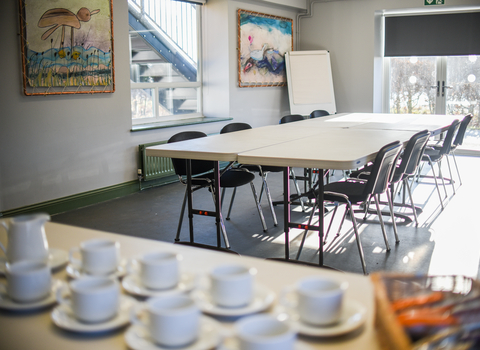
[57,276,120,323]
[131,295,200,348]
[69,238,120,275]
[295,277,348,326]
[6,260,52,303]
[210,264,256,308]
[236,314,296,350]
[137,251,180,290]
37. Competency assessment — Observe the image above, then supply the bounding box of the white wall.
[203,0,300,128]
[0,0,302,212]
[299,0,480,114]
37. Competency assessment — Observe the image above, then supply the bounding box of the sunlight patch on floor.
[426,176,480,278]
[402,252,415,264]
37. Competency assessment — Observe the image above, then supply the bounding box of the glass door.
[389,57,437,115]
[389,55,480,151]
[445,56,480,150]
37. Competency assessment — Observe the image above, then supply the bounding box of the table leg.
[284,167,290,260]
[186,160,194,243]
[214,162,222,248]
[317,168,325,266]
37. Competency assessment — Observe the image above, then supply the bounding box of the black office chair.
[220,123,278,226]
[168,131,267,249]
[279,114,305,124]
[432,114,472,188]
[350,130,431,227]
[310,110,330,118]
[418,119,460,208]
[297,141,403,275]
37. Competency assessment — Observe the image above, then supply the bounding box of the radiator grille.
[139,141,176,181]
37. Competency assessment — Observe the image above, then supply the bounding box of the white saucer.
[66,258,127,279]
[125,315,224,350]
[0,248,68,275]
[219,338,312,350]
[191,284,275,317]
[0,279,63,311]
[51,294,136,333]
[275,299,367,337]
[122,271,196,298]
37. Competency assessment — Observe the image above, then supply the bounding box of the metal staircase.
[128,0,197,82]
[128,0,197,115]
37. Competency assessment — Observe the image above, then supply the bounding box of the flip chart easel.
[285,50,336,115]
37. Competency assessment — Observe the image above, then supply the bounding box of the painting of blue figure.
[238,9,293,87]
[20,0,114,91]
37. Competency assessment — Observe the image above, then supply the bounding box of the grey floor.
[52,155,480,277]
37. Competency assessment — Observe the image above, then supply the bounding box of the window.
[383,10,480,151]
[128,0,202,127]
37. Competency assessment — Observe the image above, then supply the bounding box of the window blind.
[385,12,480,57]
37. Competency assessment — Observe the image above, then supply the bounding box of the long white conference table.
[0,222,379,350]
[146,112,459,267]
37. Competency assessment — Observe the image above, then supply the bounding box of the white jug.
[0,213,50,263]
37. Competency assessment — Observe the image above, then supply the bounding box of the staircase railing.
[128,0,197,65]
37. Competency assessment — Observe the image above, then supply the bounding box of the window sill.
[131,116,232,132]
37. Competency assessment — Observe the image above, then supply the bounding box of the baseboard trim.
[1,176,179,218]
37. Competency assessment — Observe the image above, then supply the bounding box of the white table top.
[237,128,417,170]
[146,113,458,168]
[0,222,379,350]
[146,124,324,162]
[324,113,458,135]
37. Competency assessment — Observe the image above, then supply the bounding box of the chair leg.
[225,187,237,220]
[436,160,448,198]
[260,172,278,226]
[362,197,372,221]
[295,203,338,260]
[385,190,399,243]
[425,156,445,210]
[374,194,390,251]
[452,152,462,186]
[295,203,318,260]
[444,155,456,195]
[346,201,368,275]
[249,182,268,232]
[290,169,306,212]
[404,178,419,226]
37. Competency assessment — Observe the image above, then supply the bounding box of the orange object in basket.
[396,307,459,327]
[391,291,445,312]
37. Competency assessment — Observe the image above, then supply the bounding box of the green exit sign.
[425,0,444,5]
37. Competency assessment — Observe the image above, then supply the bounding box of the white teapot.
[0,213,50,263]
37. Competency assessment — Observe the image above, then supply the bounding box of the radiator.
[139,141,176,181]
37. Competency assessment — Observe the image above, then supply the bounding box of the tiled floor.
[52,155,480,277]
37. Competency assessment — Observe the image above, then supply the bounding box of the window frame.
[129,1,204,128]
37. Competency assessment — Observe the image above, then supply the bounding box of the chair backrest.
[363,141,403,196]
[309,110,330,118]
[395,130,431,179]
[453,114,473,147]
[438,119,460,155]
[167,131,214,177]
[279,114,305,124]
[220,122,252,134]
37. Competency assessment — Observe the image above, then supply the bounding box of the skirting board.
[0,175,178,218]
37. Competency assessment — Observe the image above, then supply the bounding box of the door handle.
[441,81,453,97]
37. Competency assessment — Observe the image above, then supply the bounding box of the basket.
[371,272,480,350]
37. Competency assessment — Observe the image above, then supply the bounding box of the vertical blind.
[385,12,480,57]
